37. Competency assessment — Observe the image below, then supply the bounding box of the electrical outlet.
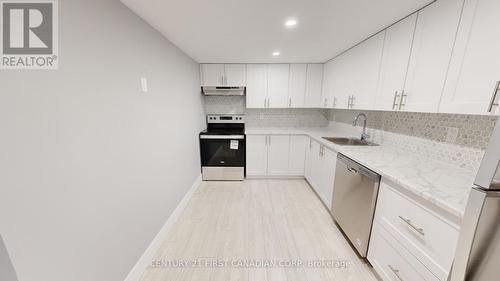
[446,127,459,143]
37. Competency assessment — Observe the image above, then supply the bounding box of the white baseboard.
[123,174,202,281]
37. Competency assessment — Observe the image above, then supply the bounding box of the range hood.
[202,86,246,96]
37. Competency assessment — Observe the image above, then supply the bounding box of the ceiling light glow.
[272,51,281,56]
[285,19,297,27]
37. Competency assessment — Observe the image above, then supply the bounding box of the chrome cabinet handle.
[399,91,408,111]
[392,91,400,110]
[398,216,425,236]
[388,265,403,281]
[488,81,500,113]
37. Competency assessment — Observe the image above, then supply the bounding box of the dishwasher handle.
[338,153,380,182]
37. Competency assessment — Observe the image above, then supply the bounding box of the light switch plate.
[140,77,148,93]
[446,127,459,143]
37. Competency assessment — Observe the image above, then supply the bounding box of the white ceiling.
[121,0,433,63]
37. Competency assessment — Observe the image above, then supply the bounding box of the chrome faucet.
[353,113,370,141]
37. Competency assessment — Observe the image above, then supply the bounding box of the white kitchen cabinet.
[267,135,291,176]
[369,222,440,281]
[268,64,290,108]
[288,64,307,108]
[305,64,324,108]
[321,60,335,108]
[224,64,247,86]
[201,64,247,87]
[246,64,268,108]
[246,135,268,176]
[348,32,385,110]
[403,0,464,113]
[288,135,308,175]
[304,138,337,208]
[370,181,460,281]
[375,14,417,111]
[200,64,225,86]
[322,55,350,109]
[317,146,337,209]
[440,0,500,115]
[246,134,307,177]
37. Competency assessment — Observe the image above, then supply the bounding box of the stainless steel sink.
[322,137,379,146]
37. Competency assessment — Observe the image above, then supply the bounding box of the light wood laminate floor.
[140,179,379,281]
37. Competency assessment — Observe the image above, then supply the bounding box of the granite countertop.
[246,127,476,219]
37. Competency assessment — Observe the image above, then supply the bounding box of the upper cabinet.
[200,64,225,86]
[288,64,308,108]
[200,64,246,87]
[440,0,500,115]
[246,64,268,108]
[375,14,417,111]
[267,64,290,108]
[304,64,324,108]
[403,0,465,113]
[348,32,385,110]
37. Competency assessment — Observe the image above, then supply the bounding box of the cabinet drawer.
[368,222,440,281]
[374,182,459,280]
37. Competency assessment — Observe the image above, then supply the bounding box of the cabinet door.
[349,32,385,110]
[403,0,464,113]
[267,135,290,176]
[440,0,500,115]
[318,148,337,209]
[304,138,314,182]
[331,54,352,109]
[224,64,247,86]
[288,64,307,108]
[246,64,268,108]
[375,15,417,111]
[308,140,322,194]
[288,135,308,176]
[246,135,268,176]
[305,64,324,108]
[321,60,335,108]
[268,64,290,108]
[200,64,224,86]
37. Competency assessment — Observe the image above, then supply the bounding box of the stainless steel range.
[199,114,245,181]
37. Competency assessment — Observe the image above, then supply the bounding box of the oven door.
[199,135,246,180]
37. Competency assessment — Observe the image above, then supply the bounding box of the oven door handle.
[200,135,245,140]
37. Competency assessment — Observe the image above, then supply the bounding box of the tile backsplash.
[326,109,498,150]
[203,96,498,151]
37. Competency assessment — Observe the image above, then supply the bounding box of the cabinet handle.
[399,91,407,111]
[347,95,351,108]
[289,97,292,108]
[351,95,356,108]
[324,98,328,107]
[268,136,271,146]
[267,98,270,108]
[392,91,400,110]
[398,216,425,236]
[333,97,337,107]
[309,139,312,148]
[388,265,403,281]
[488,81,500,113]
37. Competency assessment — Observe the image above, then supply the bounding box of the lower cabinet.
[246,134,307,177]
[368,181,460,281]
[305,138,337,208]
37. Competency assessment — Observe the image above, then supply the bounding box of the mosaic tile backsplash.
[204,96,498,151]
[326,109,498,150]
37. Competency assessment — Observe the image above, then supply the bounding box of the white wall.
[0,1,205,281]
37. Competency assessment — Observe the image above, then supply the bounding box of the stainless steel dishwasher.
[331,153,381,258]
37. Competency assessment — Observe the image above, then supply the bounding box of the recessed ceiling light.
[272,51,281,56]
[285,19,297,27]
